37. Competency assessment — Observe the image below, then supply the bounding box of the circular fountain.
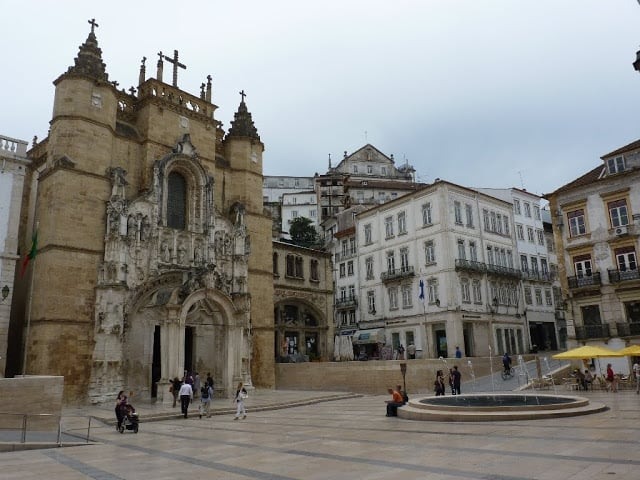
[398,393,606,422]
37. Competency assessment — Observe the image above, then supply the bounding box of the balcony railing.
[485,264,522,279]
[574,324,610,340]
[381,266,415,282]
[522,271,553,282]
[335,297,358,309]
[335,251,357,262]
[616,322,640,337]
[567,272,601,289]
[608,268,640,283]
[455,259,487,273]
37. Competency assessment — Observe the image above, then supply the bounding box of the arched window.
[167,172,187,229]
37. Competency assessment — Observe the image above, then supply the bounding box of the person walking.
[193,372,201,399]
[199,382,213,418]
[606,363,618,393]
[397,344,405,360]
[233,382,248,420]
[434,370,445,396]
[170,377,182,408]
[451,365,462,395]
[455,346,462,359]
[502,352,512,374]
[178,381,193,418]
[206,372,214,389]
[633,360,640,394]
[448,368,455,395]
[115,390,127,431]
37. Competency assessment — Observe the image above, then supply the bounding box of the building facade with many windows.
[477,188,559,352]
[356,180,527,359]
[315,144,420,223]
[272,241,334,362]
[545,139,640,363]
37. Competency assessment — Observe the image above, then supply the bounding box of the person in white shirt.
[178,382,193,418]
[633,361,640,395]
[233,382,248,420]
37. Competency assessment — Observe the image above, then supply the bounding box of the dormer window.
[607,155,625,174]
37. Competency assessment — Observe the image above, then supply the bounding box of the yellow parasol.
[552,345,625,359]
[618,345,640,356]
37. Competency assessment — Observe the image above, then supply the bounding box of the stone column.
[161,305,183,405]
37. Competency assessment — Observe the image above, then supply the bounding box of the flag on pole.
[418,279,425,300]
[20,228,38,277]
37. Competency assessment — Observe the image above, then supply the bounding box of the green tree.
[289,217,318,248]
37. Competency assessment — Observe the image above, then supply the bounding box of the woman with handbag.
[233,382,248,420]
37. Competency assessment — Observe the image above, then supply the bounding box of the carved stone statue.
[161,241,171,263]
[177,244,187,264]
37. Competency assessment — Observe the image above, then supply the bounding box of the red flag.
[20,229,38,277]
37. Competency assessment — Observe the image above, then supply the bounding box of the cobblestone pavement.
[2,387,640,480]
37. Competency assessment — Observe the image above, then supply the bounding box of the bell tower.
[25,19,118,400]
[223,92,275,388]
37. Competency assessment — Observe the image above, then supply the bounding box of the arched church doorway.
[184,326,194,374]
[151,326,161,398]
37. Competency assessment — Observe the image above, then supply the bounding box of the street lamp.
[400,362,407,394]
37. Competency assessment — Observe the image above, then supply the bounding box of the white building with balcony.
[476,188,559,352]
[356,180,527,359]
[545,138,640,371]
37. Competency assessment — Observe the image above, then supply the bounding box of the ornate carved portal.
[89,135,251,402]
[274,300,325,362]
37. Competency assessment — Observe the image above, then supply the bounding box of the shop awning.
[352,328,385,345]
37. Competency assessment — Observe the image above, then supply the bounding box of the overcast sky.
[3,1,640,197]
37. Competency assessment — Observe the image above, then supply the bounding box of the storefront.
[352,328,386,360]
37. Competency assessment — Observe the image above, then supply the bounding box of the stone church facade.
[14,23,274,402]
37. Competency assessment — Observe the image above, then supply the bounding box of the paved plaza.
[2,387,639,480]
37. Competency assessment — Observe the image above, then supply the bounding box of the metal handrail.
[0,412,93,445]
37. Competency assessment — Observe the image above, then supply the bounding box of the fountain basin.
[398,393,606,422]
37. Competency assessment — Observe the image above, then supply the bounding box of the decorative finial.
[239,89,246,102]
[156,51,164,83]
[88,18,99,33]
[200,83,206,99]
[129,87,136,96]
[141,56,146,67]
[32,135,38,147]
[111,80,119,88]
[206,75,212,102]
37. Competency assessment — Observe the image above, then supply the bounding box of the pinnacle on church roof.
[64,18,109,82]
[226,90,260,141]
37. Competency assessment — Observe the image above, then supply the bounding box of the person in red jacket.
[385,388,404,417]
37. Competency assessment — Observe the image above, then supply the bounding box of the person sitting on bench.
[385,388,404,417]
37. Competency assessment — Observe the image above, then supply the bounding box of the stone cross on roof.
[239,89,246,102]
[163,50,186,87]
[88,18,99,33]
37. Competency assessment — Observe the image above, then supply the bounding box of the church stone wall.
[20,26,277,402]
[52,78,117,131]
